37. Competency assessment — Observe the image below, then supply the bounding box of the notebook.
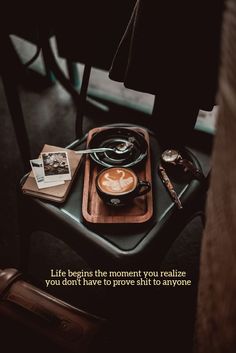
[22,144,83,203]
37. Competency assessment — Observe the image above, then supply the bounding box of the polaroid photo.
[41,151,72,182]
[30,159,65,189]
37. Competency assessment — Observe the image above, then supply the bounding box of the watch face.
[161,149,179,163]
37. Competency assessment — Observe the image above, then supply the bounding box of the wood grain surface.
[82,127,153,224]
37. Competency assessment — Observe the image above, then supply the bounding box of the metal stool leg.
[0,33,31,172]
[2,73,31,171]
[66,60,80,88]
[42,46,56,84]
[75,64,92,137]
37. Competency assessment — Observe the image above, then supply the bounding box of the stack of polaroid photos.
[30,151,72,190]
[22,144,83,203]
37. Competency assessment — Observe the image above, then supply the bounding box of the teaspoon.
[74,142,133,155]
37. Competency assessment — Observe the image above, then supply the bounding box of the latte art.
[98,168,137,195]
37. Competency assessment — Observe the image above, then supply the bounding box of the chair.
[0,268,105,353]
[18,119,207,277]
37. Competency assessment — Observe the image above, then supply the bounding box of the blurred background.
[0,16,219,351]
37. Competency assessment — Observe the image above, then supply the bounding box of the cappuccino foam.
[98,168,137,195]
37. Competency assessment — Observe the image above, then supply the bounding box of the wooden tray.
[82,127,153,224]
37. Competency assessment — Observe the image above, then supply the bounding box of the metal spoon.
[74,142,134,155]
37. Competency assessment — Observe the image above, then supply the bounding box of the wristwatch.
[161,149,204,180]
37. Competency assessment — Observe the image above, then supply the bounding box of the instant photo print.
[30,159,65,189]
[41,151,72,182]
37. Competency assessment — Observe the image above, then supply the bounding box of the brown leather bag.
[0,268,105,353]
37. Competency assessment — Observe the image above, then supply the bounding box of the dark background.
[0,33,214,352]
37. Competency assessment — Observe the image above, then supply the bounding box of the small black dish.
[88,128,148,168]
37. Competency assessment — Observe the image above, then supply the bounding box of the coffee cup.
[95,167,151,206]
